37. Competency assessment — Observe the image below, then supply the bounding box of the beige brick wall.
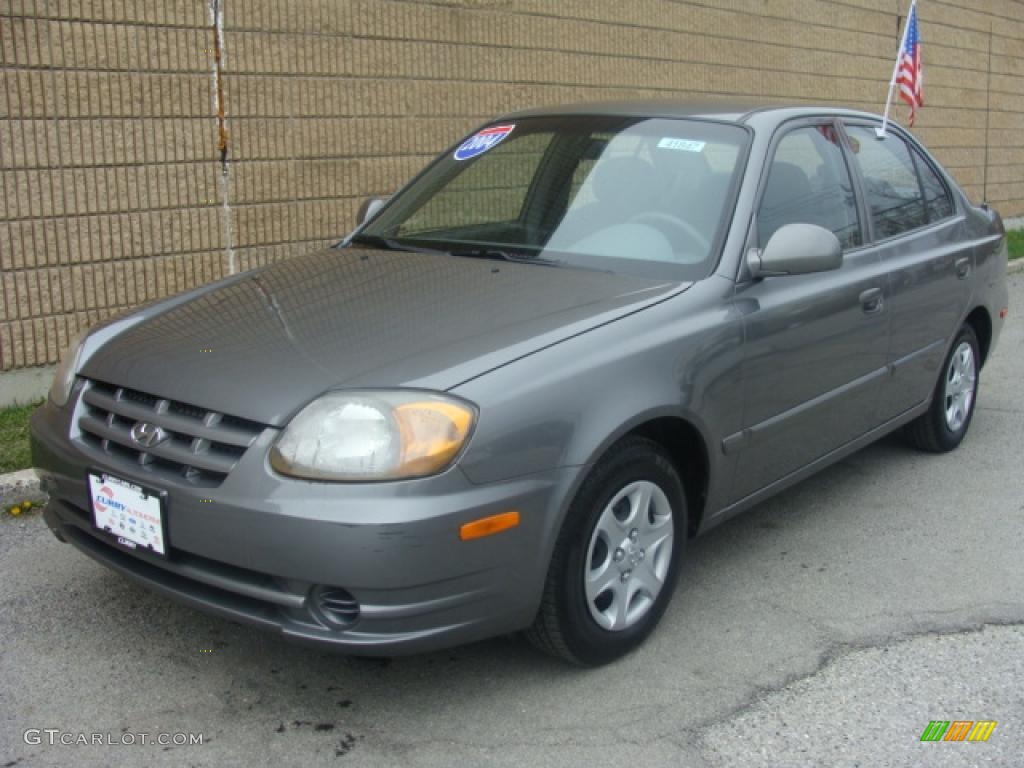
[1,0,1022,370]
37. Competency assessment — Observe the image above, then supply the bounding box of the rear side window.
[911,147,955,222]
[758,124,861,250]
[845,126,928,239]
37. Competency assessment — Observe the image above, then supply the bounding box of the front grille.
[77,379,265,487]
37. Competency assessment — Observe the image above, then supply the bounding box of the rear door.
[729,119,890,502]
[841,122,971,419]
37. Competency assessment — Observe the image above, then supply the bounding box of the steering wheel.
[629,212,711,261]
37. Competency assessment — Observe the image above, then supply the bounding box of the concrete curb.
[0,468,44,508]
[0,365,53,409]
[1008,258,1024,275]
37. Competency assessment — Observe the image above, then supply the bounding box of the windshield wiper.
[352,235,558,266]
[448,247,559,266]
[349,234,445,254]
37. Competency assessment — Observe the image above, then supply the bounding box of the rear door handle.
[955,257,971,279]
[859,287,884,314]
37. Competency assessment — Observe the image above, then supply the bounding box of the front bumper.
[30,398,577,655]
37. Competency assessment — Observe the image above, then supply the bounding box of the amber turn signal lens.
[394,400,475,476]
[459,510,520,541]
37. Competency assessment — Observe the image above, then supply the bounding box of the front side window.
[845,126,929,239]
[358,116,751,280]
[757,124,862,250]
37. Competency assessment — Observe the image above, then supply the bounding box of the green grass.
[1009,229,1024,261]
[0,401,42,474]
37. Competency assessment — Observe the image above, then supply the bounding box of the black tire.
[904,323,980,453]
[526,437,687,666]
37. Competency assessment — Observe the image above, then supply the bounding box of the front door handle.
[859,287,884,314]
[955,257,971,279]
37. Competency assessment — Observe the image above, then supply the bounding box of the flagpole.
[877,0,917,138]
[982,21,993,202]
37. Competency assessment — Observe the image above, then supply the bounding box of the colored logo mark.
[94,485,114,512]
[94,486,127,514]
[920,720,997,742]
[453,124,515,161]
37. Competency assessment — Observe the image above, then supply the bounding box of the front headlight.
[48,328,89,407]
[269,390,476,481]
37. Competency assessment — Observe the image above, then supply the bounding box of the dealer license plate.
[88,471,167,557]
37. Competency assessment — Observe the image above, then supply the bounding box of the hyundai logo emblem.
[130,421,168,449]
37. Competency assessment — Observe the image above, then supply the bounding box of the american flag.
[896,4,924,126]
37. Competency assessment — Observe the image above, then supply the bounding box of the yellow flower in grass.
[6,499,36,515]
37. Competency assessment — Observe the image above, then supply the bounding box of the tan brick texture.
[1,0,1022,369]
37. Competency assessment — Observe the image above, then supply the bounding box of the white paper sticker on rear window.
[657,138,706,153]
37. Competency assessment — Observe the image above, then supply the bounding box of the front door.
[728,121,890,503]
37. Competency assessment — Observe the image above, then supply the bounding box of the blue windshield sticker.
[657,138,706,153]
[454,124,515,161]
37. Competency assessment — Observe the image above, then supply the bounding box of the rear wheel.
[526,437,686,666]
[904,324,980,453]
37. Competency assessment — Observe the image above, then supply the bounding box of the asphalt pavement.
[1,273,1021,768]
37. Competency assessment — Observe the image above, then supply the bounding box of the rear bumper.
[31,399,577,655]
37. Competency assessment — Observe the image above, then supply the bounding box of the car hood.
[80,247,684,426]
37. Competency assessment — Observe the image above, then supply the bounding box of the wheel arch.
[964,305,993,367]
[578,409,712,537]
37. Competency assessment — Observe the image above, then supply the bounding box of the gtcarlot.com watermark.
[24,729,204,747]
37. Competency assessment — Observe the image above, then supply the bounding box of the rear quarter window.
[910,146,955,222]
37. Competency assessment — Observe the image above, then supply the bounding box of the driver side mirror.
[747,223,842,278]
[356,196,389,228]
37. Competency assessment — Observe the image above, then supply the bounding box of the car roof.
[499,100,883,126]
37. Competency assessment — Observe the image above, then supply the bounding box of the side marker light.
[460,511,520,541]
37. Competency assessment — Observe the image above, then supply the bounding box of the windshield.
[357,115,750,280]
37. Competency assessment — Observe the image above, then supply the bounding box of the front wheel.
[526,437,687,666]
[904,324,980,453]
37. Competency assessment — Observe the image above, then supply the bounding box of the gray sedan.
[30,102,1010,665]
